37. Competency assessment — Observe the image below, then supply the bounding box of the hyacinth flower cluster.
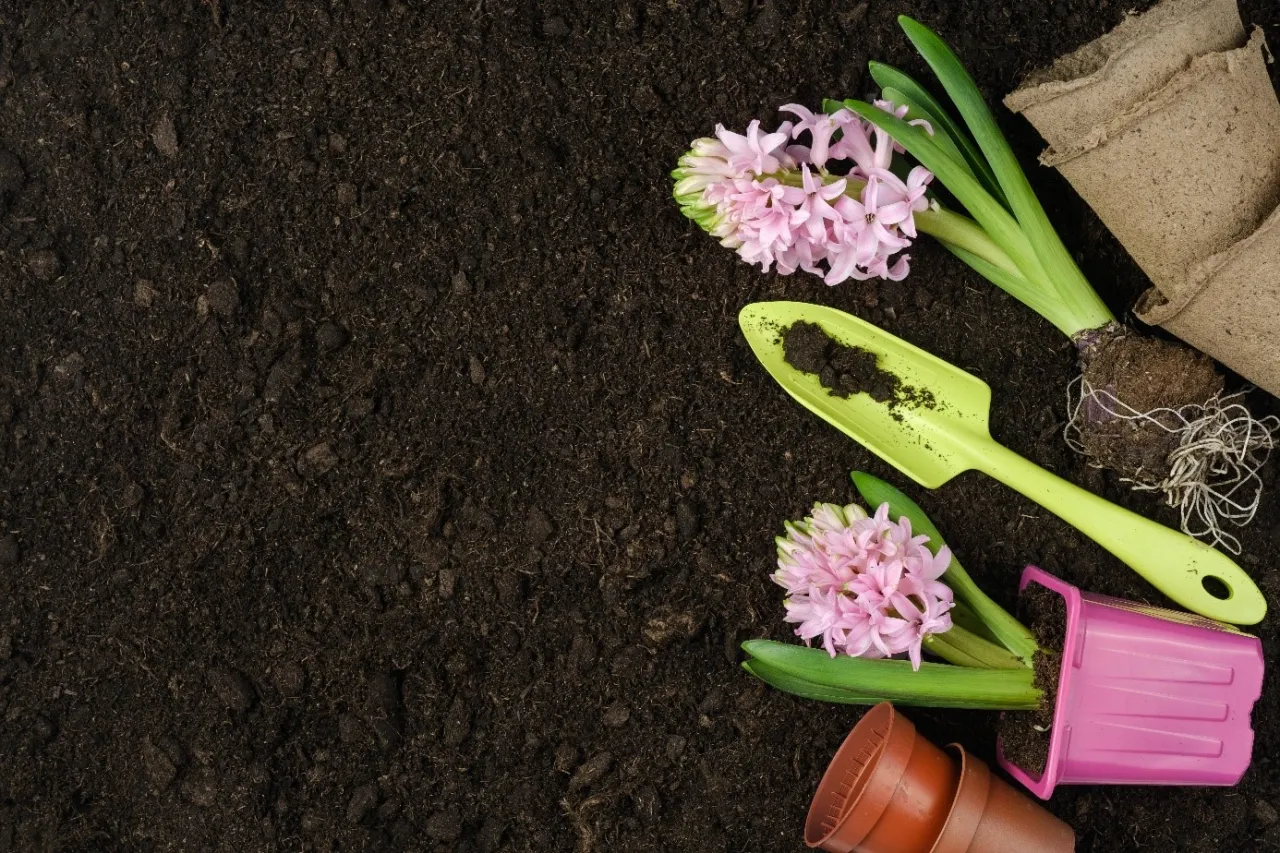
[743,473,1048,711]
[774,501,954,670]
[672,103,936,284]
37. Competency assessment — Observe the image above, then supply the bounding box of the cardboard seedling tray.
[1006,0,1280,395]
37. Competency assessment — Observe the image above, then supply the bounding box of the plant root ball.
[1076,327,1223,484]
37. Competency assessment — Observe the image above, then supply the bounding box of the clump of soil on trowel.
[1075,327,1223,483]
[782,321,934,412]
[998,583,1066,776]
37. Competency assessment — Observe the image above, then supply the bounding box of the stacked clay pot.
[805,703,1074,853]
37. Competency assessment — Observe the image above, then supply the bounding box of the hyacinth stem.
[914,206,1022,278]
[926,625,1027,670]
[743,640,1043,710]
[897,16,1115,332]
[947,599,1000,644]
[839,16,1118,338]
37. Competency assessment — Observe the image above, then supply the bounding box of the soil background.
[2,1,1279,851]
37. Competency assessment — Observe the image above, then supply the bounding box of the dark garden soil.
[782,320,902,402]
[1000,582,1067,777]
[3,2,1280,851]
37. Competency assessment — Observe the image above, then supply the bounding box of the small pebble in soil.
[0,534,20,566]
[134,280,158,308]
[524,506,554,546]
[570,752,613,790]
[642,607,702,648]
[25,249,63,281]
[52,353,85,388]
[315,321,349,352]
[568,634,596,673]
[425,808,463,842]
[322,47,340,76]
[346,783,378,824]
[1256,801,1279,826]
[151,113,179,158]
[602,702,630,728]
[468,355,486,385]
[666,735,686,761]
[542,16,570,38]
[437,566,458,600]
[204,280,240,317]
[837,1,869,30]
[297,442,338,478]
[209,666,256,712]
[451,270,471,296]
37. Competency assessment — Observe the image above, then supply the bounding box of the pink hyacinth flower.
[772,501,955,671]
[671,102,934,284]
[892,592,954,670]
[715,119,791,176]
[791,164,846,242]
[780,103,842,169]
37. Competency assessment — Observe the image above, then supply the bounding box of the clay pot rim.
[928,744,991,853]
[803,702,916,850]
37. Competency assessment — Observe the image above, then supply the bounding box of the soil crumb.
[781,321,934,411]
[1077,326,1223,483]
[999,583,1066,777]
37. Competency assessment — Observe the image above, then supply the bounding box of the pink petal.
[876,200,912,226]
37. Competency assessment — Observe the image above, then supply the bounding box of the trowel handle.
[977,440,1266,625]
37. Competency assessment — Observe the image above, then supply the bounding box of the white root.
[1065,375,1280,554]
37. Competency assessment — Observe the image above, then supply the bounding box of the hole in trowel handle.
[1202,576,1232,601]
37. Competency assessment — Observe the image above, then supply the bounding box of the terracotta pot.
[805,703,957,853]
[806,703,1074,853]
[932,745,1075,853]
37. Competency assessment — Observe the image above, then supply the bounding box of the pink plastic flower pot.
[997,566,1263,799]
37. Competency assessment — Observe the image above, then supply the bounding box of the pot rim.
[996,565,1081,799]
[928,744,991,853]
[804,702,916,849]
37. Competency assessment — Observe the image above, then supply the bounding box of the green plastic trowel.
[739,301,1266,625]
